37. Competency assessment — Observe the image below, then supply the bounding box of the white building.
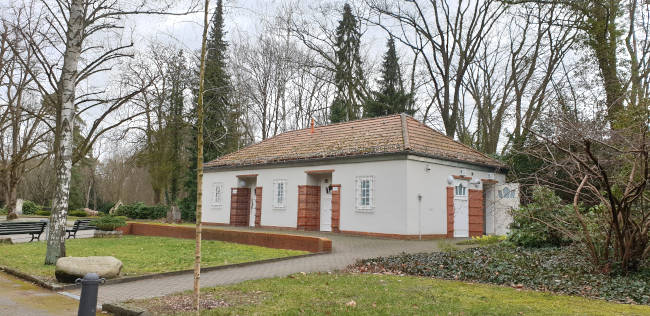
[202,114,518,238]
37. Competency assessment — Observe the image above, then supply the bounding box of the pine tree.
[330,3,366,123]
[364,37,414,118]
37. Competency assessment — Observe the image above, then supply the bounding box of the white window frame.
[355,176,375,211]
[273,179,287,209]
[454,181,468,200]
[212,182,224,207]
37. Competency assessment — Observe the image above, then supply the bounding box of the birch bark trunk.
[45,0,84,265]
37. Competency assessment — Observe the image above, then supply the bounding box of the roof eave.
[204,150,508,173]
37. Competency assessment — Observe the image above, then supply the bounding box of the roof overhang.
[205,150,508,173]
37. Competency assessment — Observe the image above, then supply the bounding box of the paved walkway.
[69,227,446,305]
[0,271,87,316]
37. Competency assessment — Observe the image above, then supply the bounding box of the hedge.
[114,202,169,220]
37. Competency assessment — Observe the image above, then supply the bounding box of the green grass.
[0,236,307,281]
[127,273,650,315]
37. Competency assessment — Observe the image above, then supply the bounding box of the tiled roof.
[205,114,506,169]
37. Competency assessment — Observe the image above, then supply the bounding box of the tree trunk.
[6,183,18,220]
[194,0,210,312]
[45,0,84,265]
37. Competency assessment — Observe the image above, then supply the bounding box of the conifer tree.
[181,0,240,220]
[364,37,414,118]
[330,3,367,123]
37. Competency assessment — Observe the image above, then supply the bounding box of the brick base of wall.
[118,223,331,253]
[339,230,446,240]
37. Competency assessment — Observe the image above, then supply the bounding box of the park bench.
[66,219,96,239]
[0,221,47,242]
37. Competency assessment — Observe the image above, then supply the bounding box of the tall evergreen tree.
[364,37,414,118]
[203,0,239,161]
[330,3,367,123]
[181,0,240,220]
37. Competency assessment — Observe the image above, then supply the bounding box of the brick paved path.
[0,272,84,316]
[69,227,444,305]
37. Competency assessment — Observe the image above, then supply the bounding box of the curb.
[1,251,329,291]
[102,303,150,316]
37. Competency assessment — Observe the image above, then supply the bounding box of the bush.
[69,209,88,217]
[22,200,42,215]
[114,202,168,220]
[91,215,127,231]
[96,201,115,214]
[507,186,574,248]
[0,207,7,215]
[35,210,51,216]
[458,235,506,246]
[178,197,196,222]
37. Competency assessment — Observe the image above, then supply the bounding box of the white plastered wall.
[202,158,409,234]
[404,155,507,236]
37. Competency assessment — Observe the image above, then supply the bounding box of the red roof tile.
[205,114,506,169]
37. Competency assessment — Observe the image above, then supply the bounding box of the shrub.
[115,202,168,220]
[35,210,51,216]
[507,186,574,248]
[0,207,7,215]
[96,201,115,214]
[69,209,88,217]
[21,200,42,215]
[458,235,506,246]
[91,215,127,231]
[179,198,196,222]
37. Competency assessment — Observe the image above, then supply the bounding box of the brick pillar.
[446,187,454,238]
[468,189,484,237]
[254,187,262,227]
[297,185,320,231]
[230,188,251,226]
[331,184,341,232]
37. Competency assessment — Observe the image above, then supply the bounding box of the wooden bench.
[0,221,47,242]
[66,219,96,239]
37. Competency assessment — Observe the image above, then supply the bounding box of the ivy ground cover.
[353,245,650,305]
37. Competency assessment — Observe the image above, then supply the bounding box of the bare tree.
[0,9,51,219]
[526,108,648,273]
[367,0,505,138]
[194,0,211,312]
[459,4,577,154]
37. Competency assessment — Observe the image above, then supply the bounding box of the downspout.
[417,193,422,240]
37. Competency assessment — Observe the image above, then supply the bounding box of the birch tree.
[7,0,198,264]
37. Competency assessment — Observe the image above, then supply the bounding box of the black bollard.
[76,273,104,316]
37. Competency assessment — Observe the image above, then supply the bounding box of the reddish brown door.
[230,188,251,226]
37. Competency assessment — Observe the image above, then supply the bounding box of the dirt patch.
[128,289,267,314]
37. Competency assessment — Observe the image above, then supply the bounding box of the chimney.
[310,118,315,134]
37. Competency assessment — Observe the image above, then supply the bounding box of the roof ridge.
[403,115,500,163]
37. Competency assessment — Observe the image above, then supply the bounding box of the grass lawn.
[0,236,307,281]
[126,273,650,315]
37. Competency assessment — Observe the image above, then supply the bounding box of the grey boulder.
[55,256,122,283]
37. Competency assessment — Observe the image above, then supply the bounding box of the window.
[455,183,467,196]
[273,179,287,208]
[356,176,375,210]
[498,187,517,199]
[212,182,224,206]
